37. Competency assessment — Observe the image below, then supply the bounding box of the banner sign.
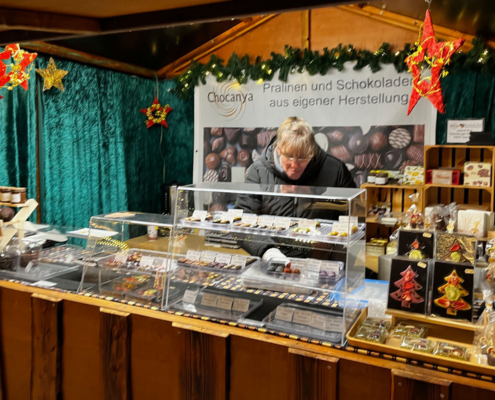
[194,63,436,184]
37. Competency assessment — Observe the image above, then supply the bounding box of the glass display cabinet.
[79,211,173,306]
[164,183,367,345]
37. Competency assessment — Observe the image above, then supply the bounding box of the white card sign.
[298,219,316,230]
[274,217,291,229]
[114,252,129,264]
[275,307,294,322]
[447,119,484,143]
[140,256,154,268]
[242,214,258,225]
[227,209,244,222]
[192,210,208,222]
[293,310,313,325]
[185,250,201,261]
[232,298,250,312]
[200,251,217,263]
[258,216,274,227]
[215,253,232,264]
[231,255,247,267]
[216,295,234,310]
[183,289,199,304]
[306,259,322,273]
[201,293,218,307]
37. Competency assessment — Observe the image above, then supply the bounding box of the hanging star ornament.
[0,44,37,98]
[139,97,173,128]
[405,10,464,115]
[36,57,69,92]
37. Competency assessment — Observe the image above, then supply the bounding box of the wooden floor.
[0,280,494,400]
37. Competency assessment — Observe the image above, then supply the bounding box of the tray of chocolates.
[99,248,169,273]
[175,254,259,275]
[40,244,85,265]
[99,274,151,298]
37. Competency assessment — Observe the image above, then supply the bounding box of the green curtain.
[37,55,193,227]
[436,70,495,143]
[0,71,37,220]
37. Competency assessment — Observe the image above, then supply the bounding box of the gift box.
[426,169,460,185]
[457,210,494,238]
[404,166,424,185]
[464,162,492,187]
[397,230,435,259]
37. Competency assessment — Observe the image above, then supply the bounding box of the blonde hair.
[276,117,318,159]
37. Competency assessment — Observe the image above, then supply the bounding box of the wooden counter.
[0,280,494,400]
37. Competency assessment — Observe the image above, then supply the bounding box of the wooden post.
[100,308,131,400]
[288,348,338,400]
[173,322,229,400]
[31,293,62,400]
[392,369,451,400]
[301,10,310,50]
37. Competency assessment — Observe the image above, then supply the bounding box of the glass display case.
[79,211,173,306]
[164,183,367,345]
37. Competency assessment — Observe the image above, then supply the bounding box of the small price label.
[291,260,306,271]
[321,261,340,274]
[275,307,294,322]
[293,310,313,325]
[339,216,358,226]
[186,250,201,261]
[192,210,208,222]
[200,251,217,263]
[140,256,154,268]
[201,293,218,307]
[274,217,291,229]
[215,253,232,264]
[242,214,258,225]
[298,219,316,230]
[231,255,247,267]
[182,289,198,304]
[114,252,129,264]
[423,232,432,238]
[258,216,274,227]
[324,317,344,332]
[418,262,427,269]
[306,259,322,273]
[232,298,250,312]
[216,296,234,310]
[65,254,74,263]
[227,209,244,223]
[310,314,326,330]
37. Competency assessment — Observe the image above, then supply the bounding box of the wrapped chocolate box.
[404,166,424,185]
[464,162,492,187]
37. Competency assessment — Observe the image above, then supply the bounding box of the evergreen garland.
[173,38,494,99]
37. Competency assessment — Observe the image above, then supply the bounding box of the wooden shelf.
[361,184,423,189]
[425,145,495,150]
[0,201,29,208]
[386,309,477,332]
[424,184,493,191]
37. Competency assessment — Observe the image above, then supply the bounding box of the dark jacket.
[235,137,356,256]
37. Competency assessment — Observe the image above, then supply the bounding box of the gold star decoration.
[36,57,68,92]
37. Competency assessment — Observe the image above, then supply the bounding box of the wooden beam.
[0,7,100,34]
[31,294,62,400]
[100,308,131,400]
[301,10,310,50]
[102,0,361,34]
[338,4,495,49]
[158,15,276,78]
[0,30,77,46]
[22,42,156,79]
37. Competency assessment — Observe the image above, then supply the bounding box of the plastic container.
[0,244,21,271]
[0,187,11,202]
[10,188,23,204]
[18,239,45,268]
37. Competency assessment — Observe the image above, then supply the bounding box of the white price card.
[447,119,484,143]
[216,295,234,310]
[298,219,316,230]
[291,260,306,271]
[258,216,274,227]
[182,289,199,304]
[114,252,129,264]
[306,259,322,273]
[338,216,359,226]
[274,217,291,229]
[310,314,327,330]
[293,310,313,325]
[192,210,208,222]
[65,254,74,263]
[140,256,154,268]
[231,255,247,267]
[321,261,340,274]
[227,209,244,222]
[232,298,250,312]
[324,317,345,332]
[186,250,201,261]
[241,214,258,225]
[200,251,217,263]
[215,253,232,264]
[275,307,294,322]
[201,293,218,307]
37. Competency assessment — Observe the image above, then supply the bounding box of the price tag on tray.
[185,250,201,261]
[227,209,244,223]
[114,252,129,264]
[310,314,326,330]
[216,295,234,310]
[201,293,218,307]
[232,298,250,312]
[140,256,154,268]
[258,216,274,227]
[274,217,291,229]
[200,251,217,263]
[275,307,294,322]
[215,253,232,264]
[241,214,258,225]
[231,255,247,268]
[306,259,322,273]
[324,317,345,332]
[192,210,208,222]
[182,289,199,304]
[320,261,340,275]
[298,219,316,230]
[293,310,313,325]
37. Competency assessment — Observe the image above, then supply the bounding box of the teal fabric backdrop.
[436,71,495,143]
[37,54,193,227]
[0,74,37,220]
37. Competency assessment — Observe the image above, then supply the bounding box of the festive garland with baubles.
[173,38,494,99]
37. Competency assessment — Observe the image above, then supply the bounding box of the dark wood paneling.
[339,359,391,400]
[392,369,451,400]
[62,301,104,400]
[288,348,338,400]
[230,336,289,400]
[130,315,181,400]
[451,383,495,400]
[31,294,62,400]
[100,308,131,400]
[177,324,228,400]
[0,288,31,400]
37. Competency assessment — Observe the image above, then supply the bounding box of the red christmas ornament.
[0,44,37,93]
[139,97,173,128]
[406,10,464,115]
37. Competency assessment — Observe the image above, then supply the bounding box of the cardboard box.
[464,162,492,187]
[429,169,460,185]
[404,166,424,185]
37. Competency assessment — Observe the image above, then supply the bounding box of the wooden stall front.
[0,280,494,400]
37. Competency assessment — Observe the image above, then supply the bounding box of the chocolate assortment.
[177,255,257,273]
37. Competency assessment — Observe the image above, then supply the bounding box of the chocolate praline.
[257,130,276,147]
[369,131,388,151]
[220,146,237,160]
[224,128,241,144]
[203,140,211,155]
[219,164,231,182]
[205,153,221,169]
[211,127,223,137]
[385,149,404,169]
[240,134,257,149]
[348,132,369,154]
[212,137,225,153]
[237,149,252,167]
[327,130,344,143]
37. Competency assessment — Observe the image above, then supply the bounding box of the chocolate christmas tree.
[434,270,471,315]
[390,265,425,308]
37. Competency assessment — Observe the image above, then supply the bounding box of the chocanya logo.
[207,81,253,120]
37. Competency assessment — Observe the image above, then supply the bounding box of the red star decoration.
[139,97,173,128]
[0,44,37,92]
[406,10,464,115]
